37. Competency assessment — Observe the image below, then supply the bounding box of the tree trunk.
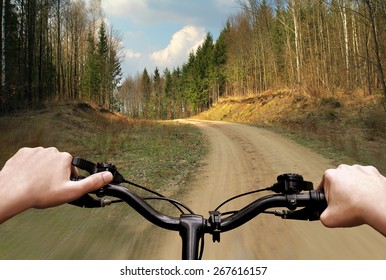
[339,0,350,89]
[365,0,386,103]
[57,0,62,99]
[291,0,301,85]
[27,0,36,104]
[0,0,3,106]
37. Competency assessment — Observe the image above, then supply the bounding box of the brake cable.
[120,178,194,214]
[141,196,195,214]
[214,187,271,212]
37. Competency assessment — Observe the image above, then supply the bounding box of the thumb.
[75,171,113,193]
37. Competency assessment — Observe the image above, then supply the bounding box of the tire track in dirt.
[151,120,386,259]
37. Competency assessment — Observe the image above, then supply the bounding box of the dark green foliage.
[121,32,224,119]
[0,0,122,114]
[82,31,100,102]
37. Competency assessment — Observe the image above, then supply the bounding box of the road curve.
[152,120,386,259]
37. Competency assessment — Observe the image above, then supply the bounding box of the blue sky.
[100,0,240,78]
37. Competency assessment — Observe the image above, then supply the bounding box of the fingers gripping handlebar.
[69,157,327,260]
[71,157,125,184]
[69,157,124,208]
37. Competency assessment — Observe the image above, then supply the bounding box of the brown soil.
[150,119,386,259]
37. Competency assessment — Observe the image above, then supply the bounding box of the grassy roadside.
[0,101,207,259]
[0,101,207,193]
[197,90,385,174]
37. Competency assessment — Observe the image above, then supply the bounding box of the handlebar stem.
[179,215,206,260]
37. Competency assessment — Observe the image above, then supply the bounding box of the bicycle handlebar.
[70,157,327,259]
[102,184,326,231]
[104,184,181,231]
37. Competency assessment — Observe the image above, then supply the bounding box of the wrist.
[0,172,32,223]
[362,174,386,236]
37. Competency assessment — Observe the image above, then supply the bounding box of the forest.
[0,0,122,113]
[0,0,385,118]
[119,0,386,119]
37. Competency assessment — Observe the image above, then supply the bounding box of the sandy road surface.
[150,120,386,259]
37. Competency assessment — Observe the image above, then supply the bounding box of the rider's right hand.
[317,164,386,236]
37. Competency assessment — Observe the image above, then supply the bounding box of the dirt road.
[152,120,386,259]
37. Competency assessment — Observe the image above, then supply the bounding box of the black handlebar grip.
[280,190,327,220]
[310,190,327,211]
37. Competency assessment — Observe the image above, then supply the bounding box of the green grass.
[279,103,386,174]
[0,101,207,259]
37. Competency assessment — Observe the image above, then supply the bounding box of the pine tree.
[141,68,151,117]
[82,31,100,103]
[97,20,109,105]
[107,45,123,111]
[212,25,229,100]
[163,68,173,119]
[153,67,162,118]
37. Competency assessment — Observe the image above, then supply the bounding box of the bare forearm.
[0,175,31,223]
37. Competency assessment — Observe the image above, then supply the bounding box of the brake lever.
[69,157,124,208]
[72,157,125,184]
[274,207,322,221]
[273,188,326,221]
[68,194,111,208]
[69,174,112,208]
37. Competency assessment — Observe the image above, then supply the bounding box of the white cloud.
[102,0,165,24]
[101,0,214,26]
[125,49,141,59]
[150,25,206,68]
[101,0,147,17]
